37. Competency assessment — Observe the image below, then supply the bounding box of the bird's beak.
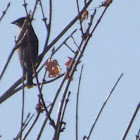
[11,20,16,25]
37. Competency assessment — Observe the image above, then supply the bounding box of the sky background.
[0,0,140,140]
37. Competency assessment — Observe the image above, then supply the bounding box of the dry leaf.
[65,57,74,80]
[45,59,61,78]
[100,0,113,7]
[81,10,89,21]
[65,57,73,68]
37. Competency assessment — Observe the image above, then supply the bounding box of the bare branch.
[0,2,10,22]
[37,0,93,65]
[14,113,34,140]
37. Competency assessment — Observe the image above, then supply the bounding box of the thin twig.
[83,9,96,39]
[54,29,77,54]
[36,117,48,140]
[43,0,52,49]
[23,0,28,15]
[60,91,71,123]
[122,102,140,140]
[40,68,47,91]
[136,128,140,140]
[0,2,10,22]
[22,113,34,131]
[14,113,34,140]
[75,0,84,34]
[71,35,79,51]
[31,0,39,18]
[64,43,75,54]
[39,0,48,29]
[76,65,84,140]
[85,73,124,140]
[23,113,40,140]
[90,6,108,35]
[59,91,71,131]
[20,59,26,140]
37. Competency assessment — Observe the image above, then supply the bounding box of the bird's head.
[11,17,26,28]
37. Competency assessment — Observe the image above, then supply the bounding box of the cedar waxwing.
[11,17,38,88]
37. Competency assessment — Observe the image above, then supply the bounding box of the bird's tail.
[26,71,33,88]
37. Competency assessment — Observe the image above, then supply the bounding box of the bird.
[11,17,38,88]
